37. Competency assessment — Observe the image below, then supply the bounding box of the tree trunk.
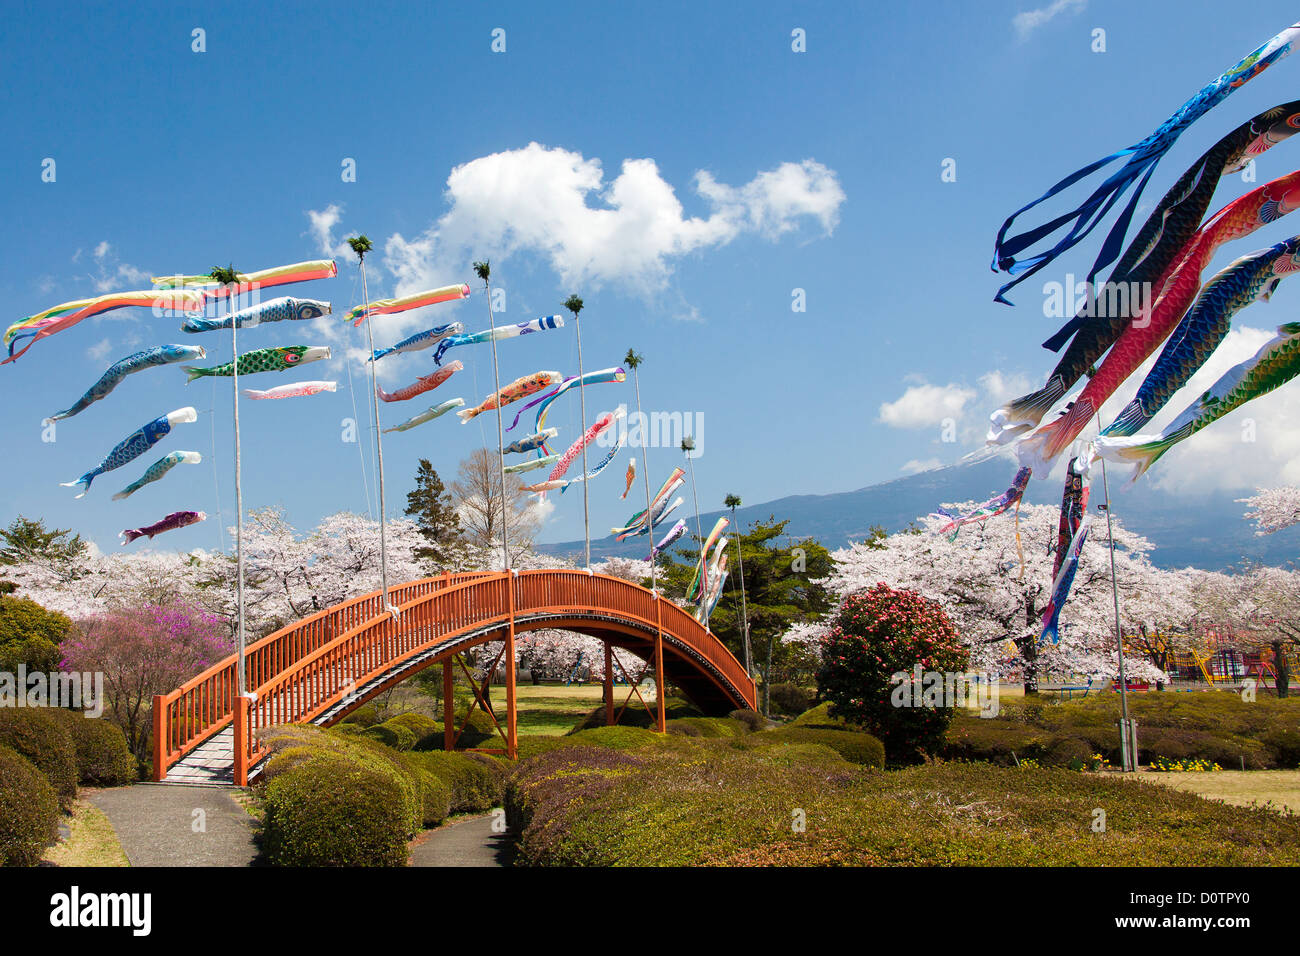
[1019,594,1039,695]
[1273,640,1290,699]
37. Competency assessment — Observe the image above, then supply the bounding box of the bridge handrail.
[155,570,755,782]
[152,571,494,775]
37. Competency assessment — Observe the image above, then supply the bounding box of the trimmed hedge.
[767,683,815,716]
[789,702,853,729]
[0,744,59,866]
[570,696,700,732]
[361,722,417,752]
[47,710,136,786]
[0,708,77,806]
[665,717,749,738]
[405,751,506,814]
[408,765,452,827]
[263,755,412,866]
[505,740,1300,866]
[728,709,767,732]
[945,693,1300,769]
[747,727,885,767]
[385,712,439,740]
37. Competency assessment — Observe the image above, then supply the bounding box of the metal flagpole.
[357,248,394,611]
[231,279,247,698]
[479,264,510,572]
[1099,452,1135,771]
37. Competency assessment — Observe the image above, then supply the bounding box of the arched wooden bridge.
[152,570,756,785]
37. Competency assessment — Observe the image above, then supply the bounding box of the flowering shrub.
[1151,756,1222,772]
[60,603,233,764]
[816,584,968,762]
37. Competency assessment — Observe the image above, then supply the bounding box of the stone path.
[88,784,259,867]
[409,812,515,867]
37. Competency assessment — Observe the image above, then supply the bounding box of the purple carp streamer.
[1104,236,1300,437]
[652,518,687,558]
[989,102,1300,444]
[121,510,206,545]
[1093,322,1300,478]
[932,467,1031,538]
[991,22,1300,305]
[61,407,198,498]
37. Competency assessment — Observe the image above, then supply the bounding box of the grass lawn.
[486,682,658,736]
[42,794,129,867]
[1138,769,1300,815]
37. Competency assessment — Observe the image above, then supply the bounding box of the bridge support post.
[654,597,666,733]
[603,642,615,725]
[151,695,166,782]
[232,695,250,787]
[443,659,454,753]
[505,572,518,759]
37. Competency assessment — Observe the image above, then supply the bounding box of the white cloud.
[306,203,359,261]
[87,242,148,293]
[901,458,943,475]
[86,338,113,361]
[878,382,976,428]
[383,142,845,294]
[1013,0,1086,40]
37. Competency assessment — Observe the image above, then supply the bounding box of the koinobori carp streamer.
[61,407,198,498]
[44,344,206,423]
[990,22,1300,305]
[989,101,1300,443]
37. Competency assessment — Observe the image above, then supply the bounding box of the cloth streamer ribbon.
[346,283,469,327]
[990,22,1300,305]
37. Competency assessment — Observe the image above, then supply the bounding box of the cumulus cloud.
[878,382,976,428]
[306,203,359,261]
[86,338,113,361]
[1013,0,1086,40]
[383,142,844,294]
[87,242,148,292]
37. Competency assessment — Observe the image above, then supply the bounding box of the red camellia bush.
[816,583,968,762]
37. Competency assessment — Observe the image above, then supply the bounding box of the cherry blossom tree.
[785,502,1180,690]
[1240,486,1300,535]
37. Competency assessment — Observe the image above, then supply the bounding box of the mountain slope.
[540,458,1299,570]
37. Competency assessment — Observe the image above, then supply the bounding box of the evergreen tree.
[404,459,465,569]
[657,516,834,696]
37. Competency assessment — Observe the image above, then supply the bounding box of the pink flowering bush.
[816,583,968,763]
[61,604,233,767]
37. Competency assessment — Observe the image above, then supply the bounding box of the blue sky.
[7,0,1300,556]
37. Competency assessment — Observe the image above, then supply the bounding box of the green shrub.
[339,705,380,728]
[728,709,767,732]
[47,711,136,786]
[386,712,439,740]
[405,763,452,827]
[407,751,504,813]
[0,708,77,806]
[666,717,748,738]
[767,683,814,716]
[331,723,367,736]
[942,715,1049,766]
[506,742,1300,867]
[750,727,885,767]
[362,722,417,752]
[1263,728,1300,769]
[570,696,700,732]
[0,744,59,866]
[1043,736,1094,769]
[791,702,853,729]
[263,755,412,866]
